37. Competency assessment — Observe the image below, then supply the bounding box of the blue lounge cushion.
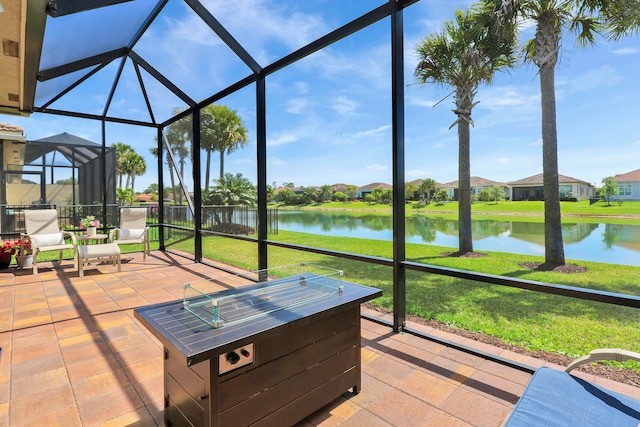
[505,367,640,426]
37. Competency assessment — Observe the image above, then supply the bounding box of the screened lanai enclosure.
[0,128,116,235]
[2,0,639,381]
[3,132,115,206]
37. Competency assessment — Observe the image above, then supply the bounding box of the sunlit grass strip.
[185,231,640,372]
[33,229,640,371]
[277,200,640,221]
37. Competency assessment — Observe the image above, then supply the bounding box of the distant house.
[508,173,594,201]
[134,193,155,203]
[612,169,640,201]
[357,182,392,199]
[408,178,442,200]
[437,176,507,201]
[331,183,350,193]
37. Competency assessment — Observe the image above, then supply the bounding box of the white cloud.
[477,86,538,113]
[612,47,638,56]
[202,0,328,63]
[571,65,621,91]
[294,81,309,94]
[268,133,297,147]
[406,95,447,109]
[295,41,391,90]
[353,125,391,139]
[268,156,285,167]
[332,96,358,116]
[633,140,640,147]
[433,143,446,149]
[497,157,510,164]
[162,13,222,48]
[286,98,308,114]
[231,157,253,165]
[529,139,542,147]
[407,169,427,178]
[366,164,388,172]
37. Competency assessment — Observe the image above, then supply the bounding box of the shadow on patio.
[0,251,632,426]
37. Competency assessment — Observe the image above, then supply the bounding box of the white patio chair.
[20,209,77,274]
[109,207,150,260]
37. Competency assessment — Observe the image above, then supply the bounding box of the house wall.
[615,181,640,201]
[6,183,73,205]
[510,184,593,201]
[562,183,593,201]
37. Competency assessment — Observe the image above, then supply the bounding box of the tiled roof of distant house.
[408,178,443,187]
[134,193,155,202]
[331,183,351,192]
[439,176,507,188]
[358,182,392,191]
[508,173,591,186]
[613,169,640,182]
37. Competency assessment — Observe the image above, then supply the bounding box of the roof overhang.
[0,0,47,116]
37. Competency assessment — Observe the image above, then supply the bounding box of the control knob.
[226,351,240,365]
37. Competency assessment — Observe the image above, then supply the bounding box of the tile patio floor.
[0,251,636,426]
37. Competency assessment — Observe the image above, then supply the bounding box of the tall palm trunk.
[168,161,177,204]
[205,150,212,192]
[178,160,185,204]
[219,150,225,180]
[536,14,565,267]
[455,85,475,254]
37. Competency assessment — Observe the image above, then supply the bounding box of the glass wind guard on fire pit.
[183,263,344,328]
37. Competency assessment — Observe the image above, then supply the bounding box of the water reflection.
[277,211,640,267]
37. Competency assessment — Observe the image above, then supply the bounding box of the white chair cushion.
[78,243,120,258]
[32,232,64,247]
[119,228,145,240]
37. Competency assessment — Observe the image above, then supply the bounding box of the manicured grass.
[25,217,640,371]
[276,199,640,222]
[169,230,640,371]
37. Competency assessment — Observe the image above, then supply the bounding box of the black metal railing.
[0,204,276,242]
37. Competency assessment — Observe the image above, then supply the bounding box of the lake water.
[277,211,640,267]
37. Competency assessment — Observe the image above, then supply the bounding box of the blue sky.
[2,0,639,193]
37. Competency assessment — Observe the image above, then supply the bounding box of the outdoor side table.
[76,234,108,245]
[77,243,121,277]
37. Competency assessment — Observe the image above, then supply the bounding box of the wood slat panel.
[165,404,196,427]
[251,369,359,427]
[256,307,358,364]
[166,374,205,427]
[219,348,358,426]
[166,348,206,410]
[219,323,359,410]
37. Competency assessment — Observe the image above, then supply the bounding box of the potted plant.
[80,215,101,237]
[0,240,18,269]
[16,240,33,270]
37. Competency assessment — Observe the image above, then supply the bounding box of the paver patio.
[0,251,636,426]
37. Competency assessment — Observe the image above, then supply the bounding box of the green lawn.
[169,230,640,372]
[26,210,640,372]
[276,199,640,221]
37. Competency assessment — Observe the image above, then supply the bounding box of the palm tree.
[200,104,221,192]
[111,142,135,189]
[129,154,146,196]
[485,0,635,268]
[418,178,437,204]
[121,151,146,195]
[164,111,192,204]
[415,7,517,255]
[585,0,640,40]
[200,104,249,189]
[204,173,255,224]
[150,146,178,203]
